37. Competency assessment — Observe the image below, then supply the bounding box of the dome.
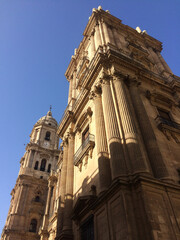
[35,110,58,128]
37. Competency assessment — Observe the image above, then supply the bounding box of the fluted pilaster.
[113,76,150,174]
[62,133,75,237]
[68,79,72,104]
[129,81,170,179]
[102,21,111,44]
[41,182,53,232]
[101,78,126,179]
[56,140,68,237]
[89,31,96,60]
[94,23,102,50]
[91,88,111,192]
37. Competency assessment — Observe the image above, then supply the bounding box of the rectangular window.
[82,126,89,143]
[80,215,94,240]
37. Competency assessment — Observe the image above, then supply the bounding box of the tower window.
[29,219,37,233]
[47,164,51,173]
[40,159,46,171]
[34,161,39,170]
[45,131,51,141]
[35,196,40,202]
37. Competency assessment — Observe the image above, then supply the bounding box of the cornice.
[59,32,179,138]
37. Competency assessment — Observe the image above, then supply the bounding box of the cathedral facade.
[1,6,180,240]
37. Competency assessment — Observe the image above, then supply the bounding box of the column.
[25,150,31,167]
[129,81,170,179]
[113,76,150,174]
[89,31,96,60]
[28,150,35,168]
[94,23,102,50]
[101,78,126,180]
[72,70,77,102]
[41,182,53,232]
[102,21,111,44]
[92,88,112,192]
[68,79,72,104]
[62,133,74,237]
[56,140,68,238]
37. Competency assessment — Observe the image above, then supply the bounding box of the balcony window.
[155,108,180,136]
[82,127,89,143]
[74,133,95,166]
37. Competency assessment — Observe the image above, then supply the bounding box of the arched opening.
[45,131,51,141]
[47,164,51,173]
[29,219,37,233]
[34,161,39,170]
[40,159,46,171]
[35,196,40,202]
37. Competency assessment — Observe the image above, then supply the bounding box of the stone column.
[25,150,31,167]
[94,23,102,50]
[28,150,36,168]
[56,140,68,238]
[72,70,77,103]
[91,88,112,192]
[41,182,52,232]
[129,81,170,179]
[68,79,72,104]
[62,133,74,238]
[113,76,150,174]
[102,21,111,44]
[101,78,126,179]
[89,31,96,60]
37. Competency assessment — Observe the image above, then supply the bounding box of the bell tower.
[1,110,60,240]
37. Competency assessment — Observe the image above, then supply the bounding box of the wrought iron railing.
[74,134,95,166]
[155,116,180,130]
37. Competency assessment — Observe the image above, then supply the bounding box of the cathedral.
[1,6,180,240]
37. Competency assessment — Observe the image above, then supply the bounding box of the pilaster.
[100,75,127,179]
[90,87,112,193]
[113,74,150,175]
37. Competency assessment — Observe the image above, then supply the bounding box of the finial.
[136,26,142,33]
[47,105,52,117]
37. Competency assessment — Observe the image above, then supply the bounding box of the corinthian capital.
[90,84,102,100]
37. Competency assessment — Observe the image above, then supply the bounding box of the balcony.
[74,134,95,166]
[155,116,180,133]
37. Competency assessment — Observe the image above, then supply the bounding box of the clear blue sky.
[0,0,180,233]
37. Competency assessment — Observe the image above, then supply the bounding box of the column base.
[59,229,73,240]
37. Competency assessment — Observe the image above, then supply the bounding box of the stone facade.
[1,110,60,240]
[2,6,180,240]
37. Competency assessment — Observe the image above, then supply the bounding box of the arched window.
[47,164,51,173]
[34,161,39,170]
[35,196,40,202]
[40,159,46,171]
[45,131,51,141]
[29,219,37,233]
